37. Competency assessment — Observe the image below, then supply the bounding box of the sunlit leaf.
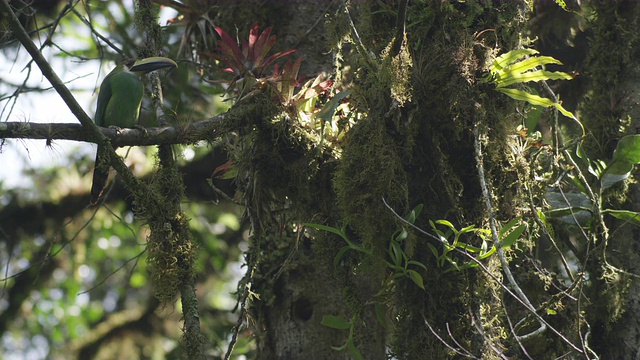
[604,209,640,227]
[492,49,538,71]
[497,69,572,88]
[317,91,351,122]
[501,223,526,248]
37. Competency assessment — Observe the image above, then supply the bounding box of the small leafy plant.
[320,315,363,360]
[547,135,640,227]
[427,216,525,273]
[305,205,429,359]
[483,49,577,121]
[304,204,428,290]
[428,220,492,272]
[306,206,527,357]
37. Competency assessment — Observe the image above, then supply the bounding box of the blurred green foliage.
[0,1,251,359]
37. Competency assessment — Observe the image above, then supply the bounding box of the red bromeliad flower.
[206,22,296,98]
[205,22,342,130]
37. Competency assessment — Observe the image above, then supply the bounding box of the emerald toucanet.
[91,56,177,204]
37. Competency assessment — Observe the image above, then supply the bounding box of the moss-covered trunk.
[218,1,640,358]
[578,2,640,358]
[218,1,528,358]
[7,0,640,357]
[331,2,528,358]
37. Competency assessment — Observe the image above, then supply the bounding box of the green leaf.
[499,216,523,238]
[305,222,364,250]
[498,88,577,121]
[460,224,477,233]
[321,315,352,330]
[505,55,563,75]
[394,228,409,242]
[588,160,606,179]
[477,245,497,259]
[554,0,568,11]
[406,203,424,224]
[501,223,526,248]
[576,142,588,160]
[407,260,428,271]
[498,87,555,106]
[492,49,539,71]
[545,191,592,226]
[611,135,640,164]
[603,209,640,227]
[601,135,640,190]
[304,222,344,237]
[333,246,352,268]
[389,241,404,267]
[430,220,450,245]
[553,102,579,122]
[317,91,351,122]
[497,69,572,88]
[525,105,543,135]
[347,341,364,360]
[427,243,440,260]
[407,270,425,290]
[546,206,592,218]
[435,219,455,229]
[601,160,633,190]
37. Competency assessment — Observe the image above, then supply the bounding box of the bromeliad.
[90,56,177,204]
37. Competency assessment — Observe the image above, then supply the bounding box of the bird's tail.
[90,150,109,205]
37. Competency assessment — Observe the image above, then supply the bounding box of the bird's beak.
[129,57,177,73]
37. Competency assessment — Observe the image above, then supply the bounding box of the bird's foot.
[134,125,148,136]
[107,125,123,135]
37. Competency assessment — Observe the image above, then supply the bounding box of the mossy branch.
[135,1,205,358]
[0,116,227,145]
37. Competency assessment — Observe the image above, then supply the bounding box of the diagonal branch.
[473,122,547,340]
[0,0,94,130]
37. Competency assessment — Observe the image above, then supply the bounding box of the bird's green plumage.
[94,65,144,128]
[90,57,177,204]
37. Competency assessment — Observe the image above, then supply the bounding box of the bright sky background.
[0,4,178,189]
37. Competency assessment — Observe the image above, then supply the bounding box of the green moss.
[146,213,197,304]
[133,0,162,59]
[334,115,408,252]
[582,3,640,157]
